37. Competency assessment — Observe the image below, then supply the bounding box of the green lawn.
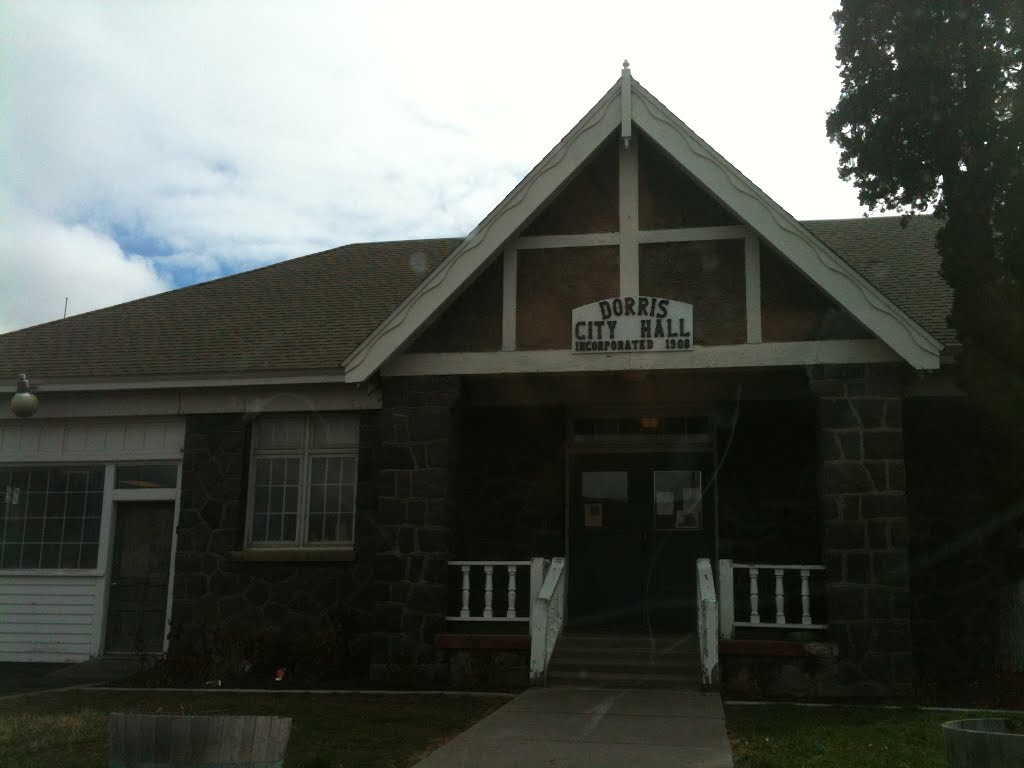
[0,690,503,768]
[727,704,1014,768]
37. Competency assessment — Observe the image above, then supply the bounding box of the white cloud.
[0,205,172,333]
[1,0,868,333]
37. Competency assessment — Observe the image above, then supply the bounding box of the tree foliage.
[827,1,1024,435]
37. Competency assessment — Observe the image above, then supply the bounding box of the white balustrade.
[483,565,494,618]
[507,565,517,619]
[749,566,760,624]
[447,561,531,623]
[718,560,828,639]
[775,569,785,624]
[460,565,471,618]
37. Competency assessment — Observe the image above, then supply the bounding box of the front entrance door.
[567,452,714,633]
[105,501,175,653]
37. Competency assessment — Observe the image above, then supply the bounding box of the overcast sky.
[0,1,869,334]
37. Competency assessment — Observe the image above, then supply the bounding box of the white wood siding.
[0,417,186,661]
[0,575,105,662]
[0,418,185,462]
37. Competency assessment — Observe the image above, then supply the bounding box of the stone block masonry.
[371,376,463,683]
[171,412,377,681]
[810,363,912,697]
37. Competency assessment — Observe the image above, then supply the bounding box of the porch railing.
[447,561,532,622]
[529,557,567,682]
[718,559,828,639]
[445,558,567,680]
[696,558,719,687]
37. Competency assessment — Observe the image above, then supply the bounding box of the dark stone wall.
[456,406,565,560]
[716,398,820,565]
[371,376,462,682]
[810,363,913,697]
[448,649,529,691]
[170,412,377,681]
[904,396,1022,690]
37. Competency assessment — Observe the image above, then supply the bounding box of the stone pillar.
[371,375,461,682]
[810,363,912,697]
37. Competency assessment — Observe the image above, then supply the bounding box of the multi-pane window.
[0,466,105,569]
[248,415,359,548]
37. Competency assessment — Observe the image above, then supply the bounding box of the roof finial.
[620,60,632,147]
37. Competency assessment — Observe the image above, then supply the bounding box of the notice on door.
[655,491,674,517]
[654,471,703,531]
[571,296,694,353]
[584,503,603,527]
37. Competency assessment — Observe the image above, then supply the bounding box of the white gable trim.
[630,83,942,370]
[344,74,943,382]
[343,85,623,383]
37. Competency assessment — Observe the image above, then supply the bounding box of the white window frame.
[244,415,359,551]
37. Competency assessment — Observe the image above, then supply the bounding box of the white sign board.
[571,296,694,353]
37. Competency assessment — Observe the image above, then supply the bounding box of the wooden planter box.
[109,713,292,768]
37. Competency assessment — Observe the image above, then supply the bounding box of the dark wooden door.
[105,501,175,653]
[568,456,646,629]
[568,452,714,633]
[644,452,715,633]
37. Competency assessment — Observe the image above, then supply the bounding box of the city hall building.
[0,66,1003,698]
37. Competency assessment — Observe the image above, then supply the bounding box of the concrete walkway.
[0,657,139,697]
[413,686,734,768]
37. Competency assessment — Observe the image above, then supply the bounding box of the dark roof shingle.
[804,215,955,346]
[0,216,955,383]
[0,238,461,382]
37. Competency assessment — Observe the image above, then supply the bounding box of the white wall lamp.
[10,374,39,418]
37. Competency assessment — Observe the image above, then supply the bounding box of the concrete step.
[548,656,698,675]
[546,668,703,689]
[554,633,697,652]
[550,644,697,660]
[547,633,702,690]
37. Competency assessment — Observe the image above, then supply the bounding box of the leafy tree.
[826,1,1024,435]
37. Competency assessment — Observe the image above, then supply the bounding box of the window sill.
[229,548,356,563]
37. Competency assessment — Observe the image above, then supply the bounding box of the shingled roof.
[0,216,954,384]
[805,215,954,346]
[0,238,462,382]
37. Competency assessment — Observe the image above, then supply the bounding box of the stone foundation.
[723,652,884,700]
[448,649,529,691]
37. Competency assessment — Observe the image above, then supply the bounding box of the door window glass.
[653,470,703,531]
[115,464,178,489]
[581,471,629,529]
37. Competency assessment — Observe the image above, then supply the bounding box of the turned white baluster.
[800,568,811,625]
[460,565,471,618]
[483,564,494,618]
[749,567,760,624]
[774,568,785,624]
[507,565,518,618]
